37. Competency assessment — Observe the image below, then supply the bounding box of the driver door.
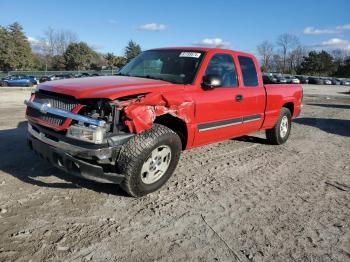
[193,53,244,146]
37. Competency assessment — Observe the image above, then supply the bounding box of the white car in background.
[323,79,332,85]
[285,76,300,84]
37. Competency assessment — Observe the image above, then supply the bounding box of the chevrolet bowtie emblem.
[39,103,51,114]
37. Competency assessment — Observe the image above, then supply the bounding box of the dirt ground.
[0,85,349,262]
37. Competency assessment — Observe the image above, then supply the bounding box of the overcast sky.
[1,0,350,55]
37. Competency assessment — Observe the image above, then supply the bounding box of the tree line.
[0,22,141,72]
[257,33,350,77]
[1,22,349,77]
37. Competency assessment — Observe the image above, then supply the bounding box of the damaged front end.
[24,90,194,184]
[114,92,195,134]
[25,90,134,183]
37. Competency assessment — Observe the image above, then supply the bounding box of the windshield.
[118,50,205,84]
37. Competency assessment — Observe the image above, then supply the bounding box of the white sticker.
[179,52,201,58]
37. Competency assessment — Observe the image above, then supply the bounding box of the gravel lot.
[0,85,349,261]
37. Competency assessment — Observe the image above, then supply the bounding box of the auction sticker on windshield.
[179,52,201,58]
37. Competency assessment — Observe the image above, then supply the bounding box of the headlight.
[67,124,106,144]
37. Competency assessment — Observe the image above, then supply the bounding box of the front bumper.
[28,134,125,184]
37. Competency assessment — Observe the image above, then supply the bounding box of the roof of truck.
[150,47,253,57]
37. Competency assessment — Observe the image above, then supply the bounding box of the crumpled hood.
[38,76,183,100]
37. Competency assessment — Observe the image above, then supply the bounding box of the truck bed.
[263,84,303,129]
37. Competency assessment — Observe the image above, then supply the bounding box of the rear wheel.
[266,107,292,145]
[117,124,182,197]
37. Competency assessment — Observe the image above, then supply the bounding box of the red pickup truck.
[25,47,302,197]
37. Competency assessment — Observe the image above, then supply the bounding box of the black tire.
[27,82,33,87]
[266,107,292,145]
[117,124,182,197]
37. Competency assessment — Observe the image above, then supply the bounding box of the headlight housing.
[67,124,106,144]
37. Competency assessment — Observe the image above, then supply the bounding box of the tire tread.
[118,124,181,197]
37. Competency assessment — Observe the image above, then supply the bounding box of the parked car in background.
[75,72,90,78]
[340,79,350,86]
[28,76,39,85]
[0,75,36,87]
[9,75,39,85]
[308,77,324,85]
[323,78,332,85]
[295,75,309,84]
[39,74,73,83]
[262,74,277,84]
[275,75,287,83]
[331,78,341,85]
[285,76,300,84]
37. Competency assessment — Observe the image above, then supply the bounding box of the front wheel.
[266,107,292,145]
[117,124,182,197]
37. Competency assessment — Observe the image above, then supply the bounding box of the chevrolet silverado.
[25,47,302,197]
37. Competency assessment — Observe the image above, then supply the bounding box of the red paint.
[28,47,302,149]
[116,93,195,133]
[38,76,181,100]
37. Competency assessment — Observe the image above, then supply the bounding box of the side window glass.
[204,54,238,87]
[238,56,258,86]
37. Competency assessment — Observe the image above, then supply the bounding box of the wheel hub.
[141,145,172,184]
[280,116,289,138]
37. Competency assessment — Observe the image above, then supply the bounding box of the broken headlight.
[67,124,106,144]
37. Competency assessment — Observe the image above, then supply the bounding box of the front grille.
[27,91,80,126]
[34,91,79,111]
[27,107,65,126]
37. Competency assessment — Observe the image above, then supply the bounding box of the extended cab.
[25,48,302,197]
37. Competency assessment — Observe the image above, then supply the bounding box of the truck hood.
[38,76,183,100]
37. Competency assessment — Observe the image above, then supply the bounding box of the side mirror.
[202,74,222,90]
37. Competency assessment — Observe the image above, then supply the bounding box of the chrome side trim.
[242,114,261,123]
[198,114,262,132]
[198,120,242,132]
[24,99,106,127]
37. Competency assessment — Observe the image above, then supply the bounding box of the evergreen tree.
[0,22,32,71]
[124,40,141,62]
[297,50,335,76]
[335,57,350,77]
[64,42,97,70]
[105,52,115,69]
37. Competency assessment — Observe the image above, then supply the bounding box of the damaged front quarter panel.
[113,93,195,133]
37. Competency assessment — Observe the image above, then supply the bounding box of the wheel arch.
[154,114,188,150]
[282,102,294,116]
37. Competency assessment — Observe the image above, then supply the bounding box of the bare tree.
[40,27,77,56]
[331,49,348,65]
[276,33,299,73]
[37,27,77,71]
[271,54,283,72]
[257,41,274,72]
[55,29,78,55]
[289,45,308,73]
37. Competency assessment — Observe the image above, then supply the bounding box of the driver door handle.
[235,94,243,102]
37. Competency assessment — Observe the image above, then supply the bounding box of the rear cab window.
[238,56,259,87]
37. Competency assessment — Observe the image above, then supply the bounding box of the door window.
[204,54,238,87]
